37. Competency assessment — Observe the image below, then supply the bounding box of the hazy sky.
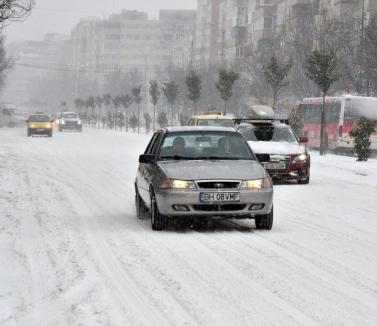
[5,0,197,43]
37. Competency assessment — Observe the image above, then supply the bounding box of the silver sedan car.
[135,127,273,231]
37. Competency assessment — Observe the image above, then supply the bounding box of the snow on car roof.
[164,126,236,133]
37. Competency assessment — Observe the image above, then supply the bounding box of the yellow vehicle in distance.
[27,112,53,137]
[187,111,235,127]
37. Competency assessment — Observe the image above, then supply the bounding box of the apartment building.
[159,10,196,69]
[193,0,222,67]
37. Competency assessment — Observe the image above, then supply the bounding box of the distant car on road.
[27,113,53,137]
[135,126,273,231]
[58,112,82,132]
[237,105,310,184]
[187,112,235,127]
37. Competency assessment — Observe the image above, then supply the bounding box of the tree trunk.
[224,100,227,115]
[320,92,327,156]
[138,104,140,134]
[125,109,128,132]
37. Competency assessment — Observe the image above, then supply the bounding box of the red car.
[238,122,311,184]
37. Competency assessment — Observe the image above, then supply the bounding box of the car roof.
[61,111,78,114]
[238,121,290,128]
[193,114,234,120]
[29,113,49,117]
[163,126,237,133]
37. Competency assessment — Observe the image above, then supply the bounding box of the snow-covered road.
[1,127,377,326]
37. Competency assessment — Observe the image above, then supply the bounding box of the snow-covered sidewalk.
[1,127,377,326]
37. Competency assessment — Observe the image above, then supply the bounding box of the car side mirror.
[139,154,154,164]
[299,136,308,143]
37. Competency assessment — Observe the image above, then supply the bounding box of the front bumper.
[29,128,52,135]
[155,188,273,218]
[267,162,310,181]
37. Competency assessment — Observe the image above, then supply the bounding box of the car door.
[137,131,162,203]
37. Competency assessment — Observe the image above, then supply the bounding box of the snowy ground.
[1,127,377,326]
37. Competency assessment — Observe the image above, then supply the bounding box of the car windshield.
[158,131,255,161]
[243,126,297,143]
[29,115,50,122]
[197,119,234,127]
[62,113,78,119]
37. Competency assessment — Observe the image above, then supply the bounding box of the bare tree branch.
[0,0,34,30]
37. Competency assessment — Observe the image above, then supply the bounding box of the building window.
[264,16,274,29]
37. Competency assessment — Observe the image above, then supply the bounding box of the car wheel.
[48,131,53,137]
[150,190,167,231]
[27,129,31,137]
[59,127,63,132]
[255,206,273,230]
[298,175,310,184]
[135,185,148,219]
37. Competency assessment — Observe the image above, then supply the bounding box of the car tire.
[135,185,148,219]
[255,206,273,230]
[27,129,32,137]
[48,131,53,137]
[298,176,310,184]
[150,190,167,231]
[59,127,63,132]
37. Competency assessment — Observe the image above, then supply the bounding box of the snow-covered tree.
[129,113,138,133]
[306,48,340,155]
[157,111,168,128]
[349,117,375,161]
[132,86,142,134]
[289,108,304,137]
[144,112,151,133]
[149,80,160,132]
[186,70,202,115]
[263,56,292,109]
[162,81,179,125]
[216,69,239,114]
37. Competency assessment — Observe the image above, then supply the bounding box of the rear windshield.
[242,126,297,143]
[197,119,234,127]
[158,131,255,161]
[29,115,50,122]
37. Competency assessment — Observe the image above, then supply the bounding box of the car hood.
[157,160,266,180]
[248,141,306,155]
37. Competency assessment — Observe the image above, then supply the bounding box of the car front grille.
[193,204,246,212]
[256,154,291,165]
[197,181,240,189]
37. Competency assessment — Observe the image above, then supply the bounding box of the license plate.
[36,128,45,132]
[264,163,286,170]
[200,192,240,203]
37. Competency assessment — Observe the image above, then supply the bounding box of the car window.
[29,115,50,122]
[150,133,162,156]
[62,113,78,119]
[158,131,255,161]
[145,132,160,155]
[197,119,234,127]
[243,126,297,143]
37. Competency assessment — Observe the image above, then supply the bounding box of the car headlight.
[61,120,66,125]
[30,124,35,128]
[162,179,197,189]
[46,123,52,128]
[293,154,308,163]
[77,120,82,125]
[241,178,271,190]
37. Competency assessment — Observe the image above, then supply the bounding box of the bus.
[297,95,377,153]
